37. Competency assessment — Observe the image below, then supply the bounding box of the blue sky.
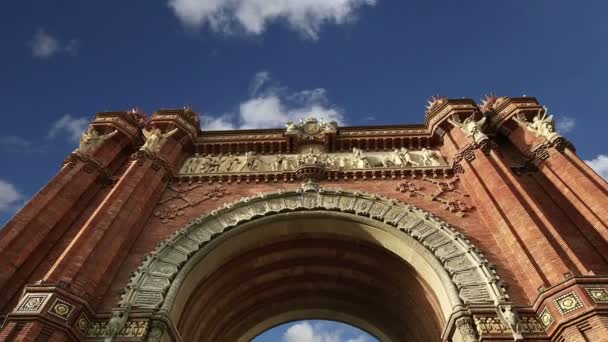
[1,1,607,340]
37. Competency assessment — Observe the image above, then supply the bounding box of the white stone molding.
[117,187,509,316]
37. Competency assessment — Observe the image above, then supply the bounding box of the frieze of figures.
[179,147,446,175]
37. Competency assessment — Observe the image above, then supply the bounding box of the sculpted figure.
[272,154,287,171]
[516,106,560,141]
[421,148,439,166]
[140,127,178,153]
[182,155,200,174]
[242,151,261,171]
[304,148,322,164]
[78,127,118,154]
[352,147,370,168]
[104,310,128,342]
[498,304,523,340]
[449,114,488,144]
[218,153,239,172]
[400,147,419,166]
[285,121,298,134]
[325,154,336,168]
[197,154,212,173]
[295,154,305,167]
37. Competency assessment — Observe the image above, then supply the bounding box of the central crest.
[285,117,338,140]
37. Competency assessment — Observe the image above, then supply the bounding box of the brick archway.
[114,186,509,341]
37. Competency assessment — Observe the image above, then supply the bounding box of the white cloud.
[282,321,368,342]
[30,28,78,58]
[202,114,237,130]
[203,72,345,130]
[168,0,377,40]
[555,116,576,133]
[48,115,89,142]
[0,180,24,212]
[585,154,608,180]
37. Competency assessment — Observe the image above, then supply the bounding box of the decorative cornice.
[63,152,113,185]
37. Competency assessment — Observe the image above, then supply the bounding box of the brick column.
[41,109,199,305]
[0,111,144,312]
[436,105,575,303]
[491,98,608,247]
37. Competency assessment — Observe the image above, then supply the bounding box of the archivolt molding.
[118,186,509,316]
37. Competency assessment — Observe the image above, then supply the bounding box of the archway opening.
[252,320,379,342]
[170,212,446,341]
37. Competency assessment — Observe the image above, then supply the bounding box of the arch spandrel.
[116,185,510,341]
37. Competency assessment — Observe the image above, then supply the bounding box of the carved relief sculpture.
[497,304,524,341]
[514,106,561,142]
[448,114,488,145]
[78,127,118,154]
[140,127,179,153]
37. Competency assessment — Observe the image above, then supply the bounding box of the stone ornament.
[140,127,179,153]
[554,291,584,315]
[78,127,118,154]
[538,307,554,329]
[285,117,337,140]
[448,114,489,145]
[83,320,148,338]
[178,148,447,175]
[153,184,227,223]
[474,315,544,337]
[456,317,480,342]
[584,287,608,304]
[15,293,50,313]
[497,304,523,340]
[47,298,75,320]
[116,187,509,317]
[514,106,561,142]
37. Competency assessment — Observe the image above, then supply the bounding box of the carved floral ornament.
[113,185,512,341]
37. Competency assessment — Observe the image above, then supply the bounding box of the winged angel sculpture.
[448,115,488,145]
[515,106,560,141]
[78,126,118,154]
[140,127,178,153]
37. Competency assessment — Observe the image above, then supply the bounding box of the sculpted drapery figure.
[140,127,179,153]
[448,114,488,145]
[78,127,118,154]
[352,147,370,168]
[515,106,561,141]
[421,148,439,166]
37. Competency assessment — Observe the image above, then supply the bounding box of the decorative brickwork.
[1,98,607,341]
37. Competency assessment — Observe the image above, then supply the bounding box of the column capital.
[92,110,147,147]
[149,108,200,144]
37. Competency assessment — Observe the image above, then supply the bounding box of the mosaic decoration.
[554,291,584,315]
[539,307,554,329]
[584,287,608,304]
[15,293,50,313]
[48,298,75,320]
[75,312,91,335]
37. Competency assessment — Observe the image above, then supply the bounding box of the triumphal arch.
[1,96,608,341]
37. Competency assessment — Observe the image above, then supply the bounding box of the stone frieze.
[178,147,447,175]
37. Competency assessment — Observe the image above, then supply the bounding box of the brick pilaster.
[442,125,574,302]
[41,110,198,304]
[0,111,144,313]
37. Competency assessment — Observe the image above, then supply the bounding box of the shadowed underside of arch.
[117,187,509,341]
